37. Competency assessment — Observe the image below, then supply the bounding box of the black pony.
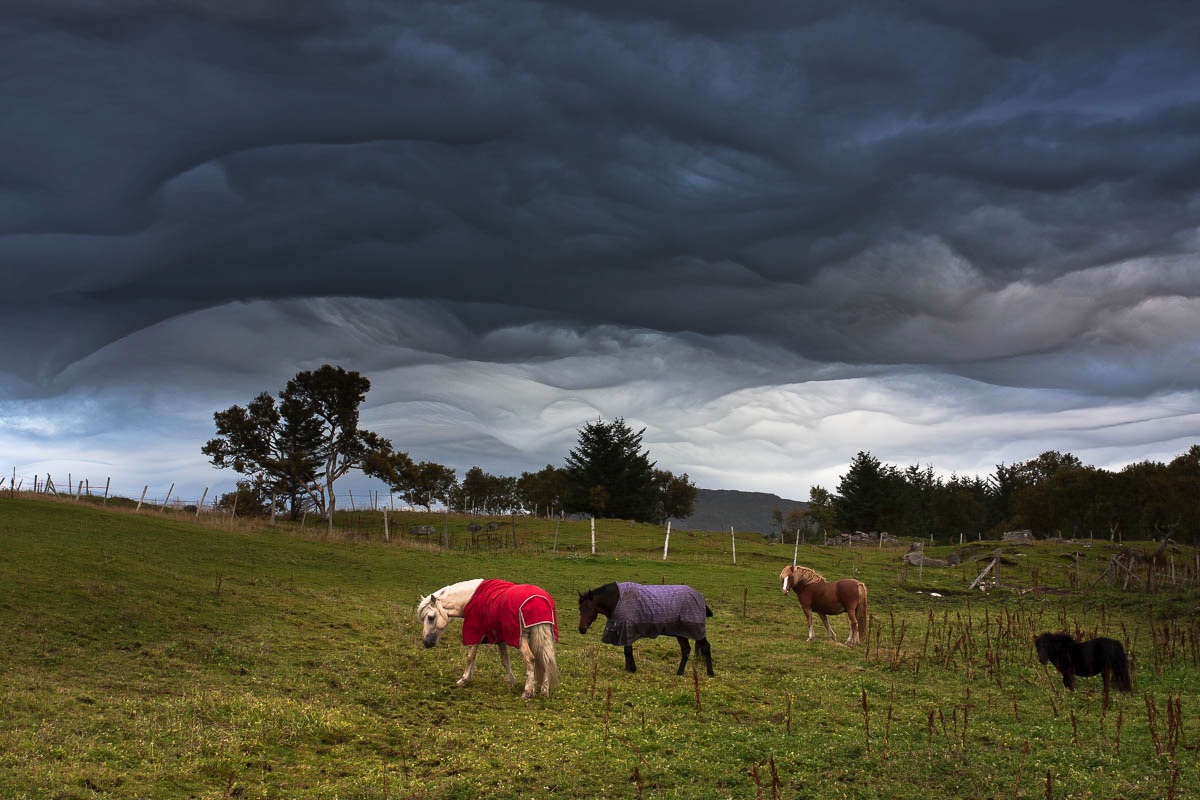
[1034,632,1132,698]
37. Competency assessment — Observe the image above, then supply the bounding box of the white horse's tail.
[528,623,560,695]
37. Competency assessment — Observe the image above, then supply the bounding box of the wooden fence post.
[197,488,208,517]
[662,520,671,560]
[159,483,174,513]
[731,525,737,565]
[136,486,148,511]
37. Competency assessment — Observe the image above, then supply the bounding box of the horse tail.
[528,623,560,695]
[705,605,713,618]
[856,581,869,644]
[1112,643,1132,692]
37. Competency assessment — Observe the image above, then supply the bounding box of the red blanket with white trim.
[462,579,559,647]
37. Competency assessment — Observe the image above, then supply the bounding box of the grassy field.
[1,495,1197,799]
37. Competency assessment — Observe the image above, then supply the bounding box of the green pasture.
[1,496,1197,799]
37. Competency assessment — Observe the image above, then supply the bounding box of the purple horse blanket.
[462,579,558,648]
[601,583,708,647]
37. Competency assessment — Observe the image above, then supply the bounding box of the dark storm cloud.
[2,0,1200,497]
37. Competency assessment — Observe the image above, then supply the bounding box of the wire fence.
[1,467,405,517]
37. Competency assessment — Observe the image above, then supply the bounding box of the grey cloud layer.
[5,1,1199,384]
[2,1,1200,497]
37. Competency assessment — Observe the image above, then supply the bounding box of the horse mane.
[1035,632,1074,662]
[416,592,438,621]
[788,565,826,585]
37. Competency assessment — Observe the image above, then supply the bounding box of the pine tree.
[563,418,659,522]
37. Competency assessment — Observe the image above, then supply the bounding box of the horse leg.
[518,634,538,699]
[624,645,637,673]
[497,642,516,686]
[698,637,714,676]
[675,636,691,676]
[804,609,816,642]
[456,644,479,687]
[845,605,859,645]
[819,613,837,641]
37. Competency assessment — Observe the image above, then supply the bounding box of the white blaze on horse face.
[781,575,790,593]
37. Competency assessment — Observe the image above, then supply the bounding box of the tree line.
[202,365,697,531]
[806,447,1200,543]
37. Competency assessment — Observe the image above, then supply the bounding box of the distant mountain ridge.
[671,488,808,534]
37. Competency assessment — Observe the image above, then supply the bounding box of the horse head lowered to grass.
[780,564,868,646]
[578,582,714,676]
[417,578,559,699]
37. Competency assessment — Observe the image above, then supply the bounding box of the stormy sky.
[3,0,1199,506]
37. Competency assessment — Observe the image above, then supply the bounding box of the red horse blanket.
[462,579,559,647]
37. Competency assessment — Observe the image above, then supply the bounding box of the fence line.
[3,467,423,518]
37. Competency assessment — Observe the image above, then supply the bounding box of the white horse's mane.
[416,593,436,620]
[416,578,484,620]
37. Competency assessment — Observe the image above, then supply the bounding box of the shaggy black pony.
[1034,632,1132,697]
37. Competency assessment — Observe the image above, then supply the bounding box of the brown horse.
[780,565,868,646]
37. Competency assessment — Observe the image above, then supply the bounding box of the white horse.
[417,578,560,699]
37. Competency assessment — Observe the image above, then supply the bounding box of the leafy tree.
[818,444,1200,543]
[785,505,809,539]
[657,469,698,523]
[453,467,519,515]
[1118,460,1186,540]
[201,391,313,518]
[807,486,836,537]
[1009,452,1093,537]
[1168,445,1200,540]
[517,465,567,517]
[215,479,273,518]
[929,475,988,542]
[203,364,395,533]
[392,460,457,512]
[562,418,659,522]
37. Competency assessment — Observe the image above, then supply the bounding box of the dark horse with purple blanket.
[1034,632,1132,701]
[578,582,714,675]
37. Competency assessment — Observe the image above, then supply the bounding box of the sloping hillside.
[671,487,808,533]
